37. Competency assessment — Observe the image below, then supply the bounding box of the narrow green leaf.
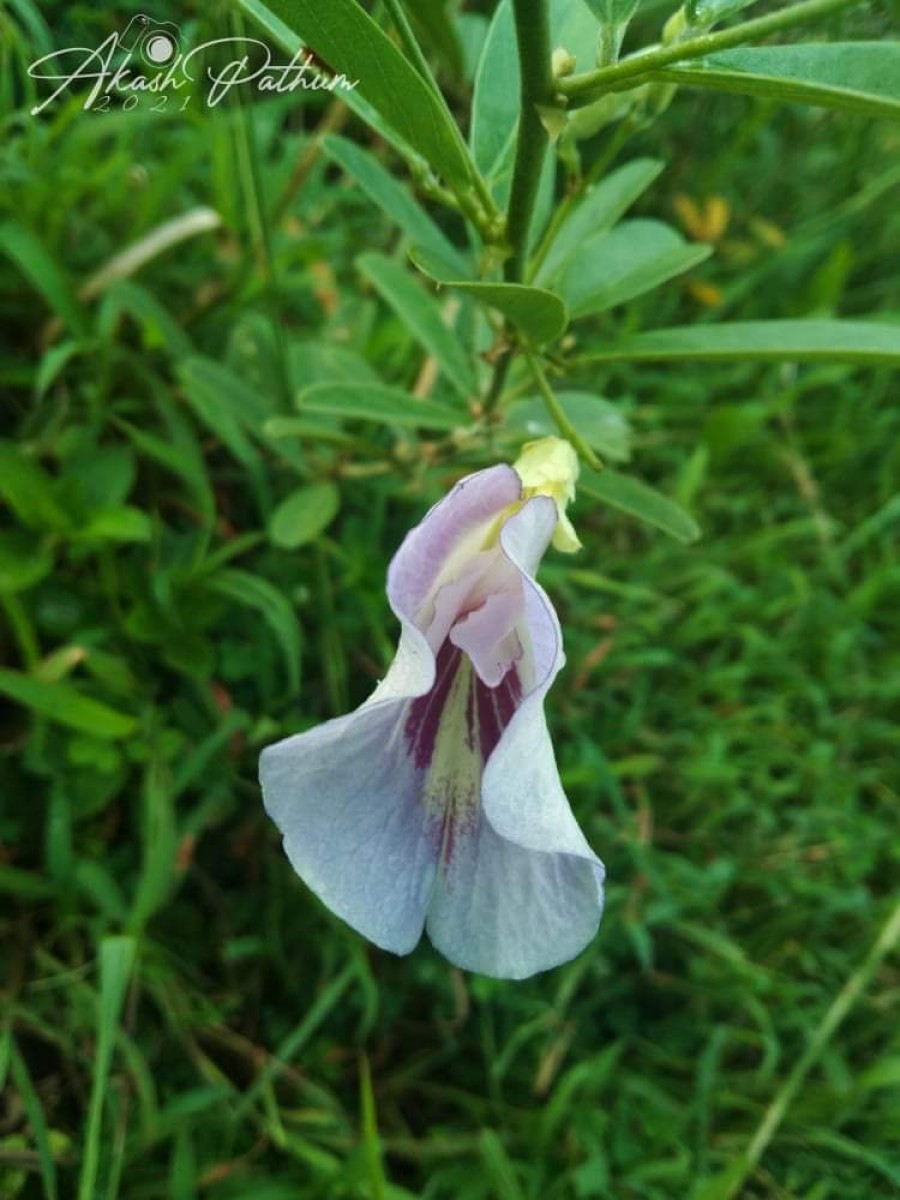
[559,219,711,316]
[11,1041,58,1200]
[582,320,900,364]
[404,0,465,79]
[687,0,758,28]
[0,441,72,533]
[471,0,600,201]
[80,506,153,544]
[479,1129,528,1200]
[583,0,641,25]
[0,865,57,899]
[263,417,354,444]
[656,43,900,121]
[79,937,137,1200]
[0,669,138,739]
[290,340,381,387]
[0,532,54,594]
[410,246,568,346]
[236,0,473,188]
[0,221,88,336]
[359,1055,387,1200]
[177,357,271,465]
[323,135,468,274]
[100,280,193,358]
[129,756,179,933]
[115,419,214,523]
[205,569,302,692]
[298,382,463,431]
[357,253,476,396]
[580,472,701,542]
[534,158,665,285]
[507,392,632,461]
[36,340,86,398]
[269,482,340,549]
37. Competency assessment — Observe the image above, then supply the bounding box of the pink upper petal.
[387,464,522,628]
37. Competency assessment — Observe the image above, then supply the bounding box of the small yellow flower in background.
[673,193,731,243]
[513,437,582,553]
[687,280,725,308]
[749,216,787,248]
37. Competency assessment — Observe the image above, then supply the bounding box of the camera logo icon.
[119,14,181,67]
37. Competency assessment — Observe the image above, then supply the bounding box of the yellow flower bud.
[513,437,582,553]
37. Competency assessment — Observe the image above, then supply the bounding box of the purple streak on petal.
[473,664,522,764]
[403,640,461,770]
[436,779,479,869]
[387,465,521,628]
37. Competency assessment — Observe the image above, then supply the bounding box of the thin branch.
[559,0,857,104]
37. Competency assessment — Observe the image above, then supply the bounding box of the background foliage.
[1,1,899,1197]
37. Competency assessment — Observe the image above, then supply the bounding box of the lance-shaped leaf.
[686,0,759,28]
[0,669,138,739]
[237,0,474,187]
[534,158,665,286]
[358,253,477,397]
[471,0,600,201]
[298,382,464,431]
[506,393,632,462]
[403,0,465,80]
[322,135,468,275]
[558,219,711,317]
[0,221,88,336]
[580,473,701,543]
[411,245,569,346]
[580,320,900,365]
[654,43,900,122]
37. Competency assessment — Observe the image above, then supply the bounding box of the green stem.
[483,350,513,418]
[717,897,900,1200]
[524,351,602,471]
[505,0,554,282]
[560,0,856,103]
[0,593,40,669]
[382,0,502,235]
[528,116,637,282]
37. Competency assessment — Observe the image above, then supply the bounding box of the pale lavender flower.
[261,442,604,979]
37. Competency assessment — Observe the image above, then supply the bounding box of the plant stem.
[560,0,856,103]
[528,116,637,282]
[382,0,502,235]
[505,0,554,283]
[715,896,900,1200]
[524,350,602,471]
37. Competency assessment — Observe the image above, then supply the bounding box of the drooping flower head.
[260,437,604,979]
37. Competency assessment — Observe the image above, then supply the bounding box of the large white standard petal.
[260,701,438,955]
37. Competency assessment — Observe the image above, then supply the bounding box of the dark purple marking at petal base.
[404,641,461,770]
[405,642,523,771]
[473,665,521,762]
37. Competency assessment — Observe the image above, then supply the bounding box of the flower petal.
[482,498,603,867]
[387,464,521,627]
[425,495,605,977]
[426,810,602,979]
[260,702,439,954]
[449,589,523,687]
[372,464,522,705]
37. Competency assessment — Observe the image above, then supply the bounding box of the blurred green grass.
[2,2,900,1198]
